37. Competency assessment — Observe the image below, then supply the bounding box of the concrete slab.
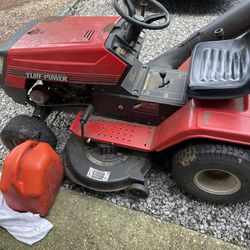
[0,188,245,250]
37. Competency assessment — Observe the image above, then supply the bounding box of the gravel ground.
[1,0,250,248]
[0,0,70,44]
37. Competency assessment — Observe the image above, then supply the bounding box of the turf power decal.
[26,72,68,82]
[133,102,160,116]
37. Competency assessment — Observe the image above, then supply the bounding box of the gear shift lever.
[159,71,169,88]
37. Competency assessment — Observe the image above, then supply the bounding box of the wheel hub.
[12,138,25,147]
[193,169,241,195]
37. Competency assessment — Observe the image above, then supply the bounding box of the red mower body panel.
[153,96,250,151]
[178,58,191,72]
[70,96,250,152]
[5,16,126,89]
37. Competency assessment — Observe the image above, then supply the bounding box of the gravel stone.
[0,0,70,44]
[0,0,249,248]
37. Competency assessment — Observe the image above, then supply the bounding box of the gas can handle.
[13,140,38,193]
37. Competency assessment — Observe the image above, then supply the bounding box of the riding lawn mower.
[1,0,250,204]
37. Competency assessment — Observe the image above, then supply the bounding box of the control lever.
[80,104,94,139]
[158,71,170,88]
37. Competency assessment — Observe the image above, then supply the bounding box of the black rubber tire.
[172,142,250,204]
[0,115,57,150]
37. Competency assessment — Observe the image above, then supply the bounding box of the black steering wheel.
[112,0,170,30]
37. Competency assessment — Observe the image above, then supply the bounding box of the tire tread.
[172,141,250,204]
[0,115,57,150]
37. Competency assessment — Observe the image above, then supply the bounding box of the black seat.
[188,32,250,99]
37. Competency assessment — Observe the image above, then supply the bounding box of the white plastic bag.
[0,172,53,245]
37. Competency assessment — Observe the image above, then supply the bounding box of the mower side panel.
[153,96,250,151]
[0,20,39,88]
[0,20,40,104]
[70,96,250,152]
[4,16,126,89]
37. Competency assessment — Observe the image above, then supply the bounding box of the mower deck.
[64,135,151,193]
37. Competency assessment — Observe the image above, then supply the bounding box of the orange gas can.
[0,140,63,216]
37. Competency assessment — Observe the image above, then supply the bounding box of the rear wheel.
[0,115,57,150]
[172,142,250,204]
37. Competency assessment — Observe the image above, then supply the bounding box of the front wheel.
[172,143,250,204]
[0,115,57,150]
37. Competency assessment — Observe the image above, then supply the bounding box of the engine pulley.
[29,85,50,105]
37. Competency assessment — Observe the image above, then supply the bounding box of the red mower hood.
[4,16,127,88]
[12,16,121,49]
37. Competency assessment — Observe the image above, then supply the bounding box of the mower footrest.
[69,113,156,151]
